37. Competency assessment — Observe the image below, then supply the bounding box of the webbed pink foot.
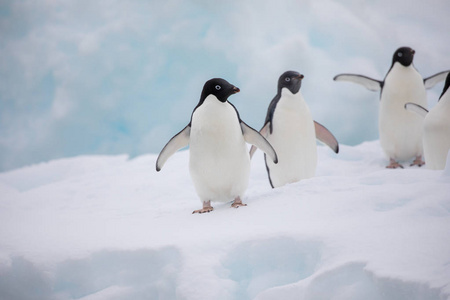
[231,196,247,208]
[410,156,425,167]
[193,200,214,214]
[386,158,403,169]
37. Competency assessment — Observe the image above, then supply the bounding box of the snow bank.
[0,141,449,299]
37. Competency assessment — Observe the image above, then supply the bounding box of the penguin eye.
[398,52,403,57]
[285,77,291,82]
[215,85,221,90]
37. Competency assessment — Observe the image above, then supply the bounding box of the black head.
[439,72,450,101]
[278,71,304,94]
[392,47,415,67]
[199,78,240,103]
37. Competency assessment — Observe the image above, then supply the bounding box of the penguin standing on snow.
[156,78,278,214]
[405,73,450,170]
[250,71,339,188]
[334,46,449,168]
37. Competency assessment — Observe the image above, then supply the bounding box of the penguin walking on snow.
[334,46,449,168]
[405,73,450,170]
[156,78,278,214]
[250,71,339,188]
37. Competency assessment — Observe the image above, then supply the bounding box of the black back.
[264,71,304,133]
[439,73,450,100]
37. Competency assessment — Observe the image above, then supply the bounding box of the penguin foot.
[192,207,214,214]
[410,156,425,167]
[231,197,247,208]
[193,201,214,214]
[386,159,403,169]
[231,202,247,208]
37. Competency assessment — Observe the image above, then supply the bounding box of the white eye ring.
[215,85,221,90]
[398,52,403,57]
[285,77,291,82]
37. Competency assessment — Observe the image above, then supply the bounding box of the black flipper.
[314,121,339,153]
[241,121,278,164]
[156,125,191,171]
[334,73,383,92]
[404,103,428,118]
[423,70,450,89]
[249,122,270,159]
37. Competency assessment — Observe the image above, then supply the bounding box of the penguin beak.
[297,74,304,80]
[232,86,240,94]
[411,49,415,55]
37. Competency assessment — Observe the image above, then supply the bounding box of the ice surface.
[0,141,449,299]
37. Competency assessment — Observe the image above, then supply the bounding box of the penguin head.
[392,47,415,67]
[200,78,240,103]
[278,71,304,94]
[439,72,450,101]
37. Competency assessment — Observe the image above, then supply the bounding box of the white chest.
[189,95,250,202]
[190,96,243,147]
[379,64,426,160]
[269,89,316,151]
[266,89,317,187]
[426,91,450,127]
[381,64,427,108]
[423,91,450,169]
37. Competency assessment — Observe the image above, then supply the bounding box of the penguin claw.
[231,197,247,208]
[193,201,214,214]
[231,202,247,208]
[410,156,425,167]
[386,159,404,169]
[192,207,214,214]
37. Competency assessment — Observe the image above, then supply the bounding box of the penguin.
[334,47,449,168]
[405,72,450,170]
[156,78,278,214]
[250,71,339,188]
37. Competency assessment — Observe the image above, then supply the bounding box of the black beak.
[411,49,415,55]
[297,74,304,80]
[233,86,240,93]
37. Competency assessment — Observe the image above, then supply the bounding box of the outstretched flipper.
[333,74,383,92]
[241,121,278,163]
[156,125,191,171]
[404,103,428,118]
[249,122,270,159]
[423,70,450,89]
[314,121,339,153]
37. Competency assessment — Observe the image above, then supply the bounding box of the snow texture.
[1,141,449,299]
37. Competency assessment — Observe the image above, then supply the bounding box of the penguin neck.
[385,62,419,84]
[191,94,238,130]
[276,88,305,112]
[390,61,416,75]
[198,94,227,108]
[280,87,303,100]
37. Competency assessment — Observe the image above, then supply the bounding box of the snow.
[0,141,449,299]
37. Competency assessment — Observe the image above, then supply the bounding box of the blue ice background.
[0,0,449,171]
